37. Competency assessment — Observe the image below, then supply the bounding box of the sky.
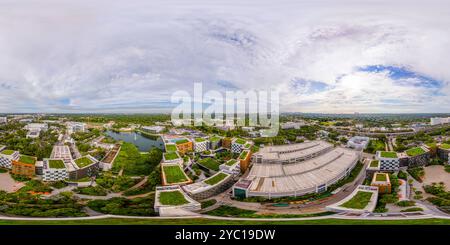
[0,0,450,113]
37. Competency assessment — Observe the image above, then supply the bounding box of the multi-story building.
[371,172,391,194]
[42,159,68,181]
[376,151,399,171]
[193,138,209,153]
[402,146,431,167]
[280,121,305,130]
[68,155,100,181]
[221,137,232,149]
[12,155,37,177]
[175,139,193,155]
[347,136,370,150]
[0,117,7,124]
[437,144,450,162]
[24,123,48,132]
[0,148,20,169]
[209,136,222,150]
[238,150,252,173]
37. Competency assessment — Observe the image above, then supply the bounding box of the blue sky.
[0,0,449,113]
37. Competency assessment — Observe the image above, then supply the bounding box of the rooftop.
[175,139,190,145]
[225,159,238,166]
[159,190,189,206]
[441,143,450,150]
[195,138,206,142]
[234,138,246,145]
[165,144,177,152]
[1,149,15,155]
[164,152,180,161]
[210,136,221,142]
[380,151,398,158]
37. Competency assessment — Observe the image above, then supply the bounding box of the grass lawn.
[340,191,373,209]
[210,136,221,142]
[163,165,188,183]
[195,138,206,142]
[176,139,189,145]
[19,155,36,164]
[1,149,15,155]
[165,144,177,152]
[405,147,426,157]
[370,160,379,168]
[235,138,246,145]
[159,191,189,205]
[366,140,385,153]
[198,158,221,171]
[380,151,398,158]
[440,143,450,150]
[225,159,237,166]
[48,159,65,169]
[375,173,387,181]
[74,156,94,168]
[204,172,228,185]
[164,152,179,161]
[1,218,450,225]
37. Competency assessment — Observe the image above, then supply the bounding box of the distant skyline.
[1,0,450,113]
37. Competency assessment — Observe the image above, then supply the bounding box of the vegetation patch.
[375,173,387,182]
[439,143,450,150]
[1,149,15,155]
[175,139,189,145]
[165,144,177,152]
[88,196,156,216]
[113,143,162,176]
[370,160,379,168]
[74,186,107,196]
[48,159,65,169]
[225,159,237,166]
[239,150,249,160]
[164,152,179,160]
[235,138,246,145]
[159,191,189,205]
[340,191,373,209]
[380,151,397,158]
[201,199,217,209]
[19,155,36,164]
[163,165,189,184]
[405,147,426,157]
[407,167,425,182]
[400,207,423,212]
[204,172,228,185]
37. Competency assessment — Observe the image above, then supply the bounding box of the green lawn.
[159,191,189,205]
[340,191,373,209]
[165,144,177,152]
[210,136,221,142]
[204,172,228,185]
[1,149,15,155]
[235,138,246,145]
[370,160,379,168]
[164,152,179,161]
[74,157,94,168]
[175,139,189,145]
[163,165,188,183]
[198,158,221,171]
[380,151,398,158]
[1,218,450,225]
[440,143,450,150]
[405,147,426,157]
[48,159,65,169]
[19,155,36,164]
[225,159,237,166]
[375,173,387,182]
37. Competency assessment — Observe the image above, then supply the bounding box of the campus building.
[437,144,450,162]
[252,141,333,164]
[430,117,450,126]
[183,171,236,200]
[208,136,222,150]
[66,122,86,134]
[402,146,431,167]
[376,151,400,171]
[175,139,193,155]
[239,150,252,173]
[233,141,361,199]
[12,155,37,177]
[0,117,7,124]
[347,136,370,150]
[231,138,248,153]
[193,138,209,153]
[142,126,165,134]
[67,155,100,181]
[371,173,391,194]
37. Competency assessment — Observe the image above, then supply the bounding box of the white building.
[67,122,86,134]
[26,130,41,139]
[193,138,209,153]
[347,136,370,150]
[0,147,19,169]
[231,138,248,153]
[430,117,450,126]
[0,117,7,124]
[142,125,165,134]
[376,151,400,171]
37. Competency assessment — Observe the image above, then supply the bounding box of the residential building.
[175,139,193,155]
[281,121,305,130]
[24,123,48,132]
[0,117,7,124]
[67,122,86,134]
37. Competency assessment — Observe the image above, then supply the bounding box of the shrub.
[396,200,415,207]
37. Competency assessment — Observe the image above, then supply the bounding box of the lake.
[105,131,165,152]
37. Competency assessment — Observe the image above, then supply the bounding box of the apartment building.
[193,138,209,153]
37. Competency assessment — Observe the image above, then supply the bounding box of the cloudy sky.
[0,0,449,113]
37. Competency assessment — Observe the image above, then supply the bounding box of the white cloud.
[0,0,449,113]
